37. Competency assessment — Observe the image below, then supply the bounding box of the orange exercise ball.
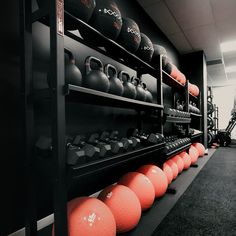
[137,164,168,198]
[118,172,155,211]
[170,64,178,80]
[172,155,184,173]
[165,159,178,180]
[191,84,199,96]
[163,163,173,185]
[179,151,191,170]
[98,184,141,233]
[52,197,116,236]
[193,142,205,157]
[188,146,199,164]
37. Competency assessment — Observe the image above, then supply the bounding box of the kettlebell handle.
[64,48,75,64]
[85,56,104,75]
[142,82,147,90]
[118,71,131,83]
[104,64,118,79]
[132,76,141,86]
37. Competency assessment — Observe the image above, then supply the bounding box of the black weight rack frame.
[20,0,203,235]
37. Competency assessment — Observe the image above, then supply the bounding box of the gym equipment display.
[165,159,178,179]
[135,33,154,62]
[117,18,141,53]
[89,0,122,40]
[104,64,124,96]
[179,152,191,170]
[83,56,110,92]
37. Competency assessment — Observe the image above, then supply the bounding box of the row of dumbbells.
[67,129,166,165]
[35,130,165,166]
[164,137,191,153]
[164,107,191,118]
[189,102,200,114]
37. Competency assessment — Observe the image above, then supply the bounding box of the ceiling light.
[220,40,236,52]
[225,65,236,73]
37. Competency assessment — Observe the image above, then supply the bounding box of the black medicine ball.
[65,0,96,22]
[89,0,123,40]
[117,18,141,53]
[135,33,154,62]
[151,44,167,66]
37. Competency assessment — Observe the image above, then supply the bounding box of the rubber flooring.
[153,147,236,236]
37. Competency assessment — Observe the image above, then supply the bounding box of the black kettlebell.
[132,77,146,101]
[135,33,154,62]
[65,48,82,86]
[104,64,123,96]
[117,17,141,53]
[142,83,153,103]
[83,56,110,92]
[118,71,136,99]
[89,0,122,40]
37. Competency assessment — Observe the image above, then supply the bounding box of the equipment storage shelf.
[18,0,203,235]
[190,113,202,117]
[164,116,191,124]
[191,132,203,140]
[65,85,163,110]
[69,142,166,180]
[162,70,185,92]
[164,143,191,160]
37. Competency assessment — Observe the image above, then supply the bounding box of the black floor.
[153,147,236,236]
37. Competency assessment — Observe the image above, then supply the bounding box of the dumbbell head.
[73,135,100,159]
[121,137,133,151]
[88,133,112,157]
[130,137,141,149]
[67,145,86,165]
[100,131,125,154]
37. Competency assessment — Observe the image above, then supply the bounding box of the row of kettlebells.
[63,49,153,103]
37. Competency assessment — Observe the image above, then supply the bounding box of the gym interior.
[2,0,236,235]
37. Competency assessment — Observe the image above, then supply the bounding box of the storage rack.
[20,0,203,235]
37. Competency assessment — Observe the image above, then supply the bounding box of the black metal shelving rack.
[20,0,203,235]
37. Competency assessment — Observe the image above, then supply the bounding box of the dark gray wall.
[181,51,208,147]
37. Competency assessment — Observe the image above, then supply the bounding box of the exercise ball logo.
[100,8,122,21]
[106,191,113,199]
[127,27,140,38]
[84,212,100,227]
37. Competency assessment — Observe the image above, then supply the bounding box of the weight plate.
[207,101,214,114]
[207,116,215,129]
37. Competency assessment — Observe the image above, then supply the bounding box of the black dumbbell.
[128,128,160,146]
[72,135,100,161]
[110,131,133,152]
[67,143,87,165]
[100,131,125,154]
[87,133,112,158]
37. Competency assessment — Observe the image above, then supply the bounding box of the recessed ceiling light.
[220,40,236,53]
[225,65,236,73]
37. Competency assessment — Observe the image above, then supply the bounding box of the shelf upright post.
[185,80,190,137]
[49,0,68,235]
[158,55,164,134]
[20,0,37,234]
